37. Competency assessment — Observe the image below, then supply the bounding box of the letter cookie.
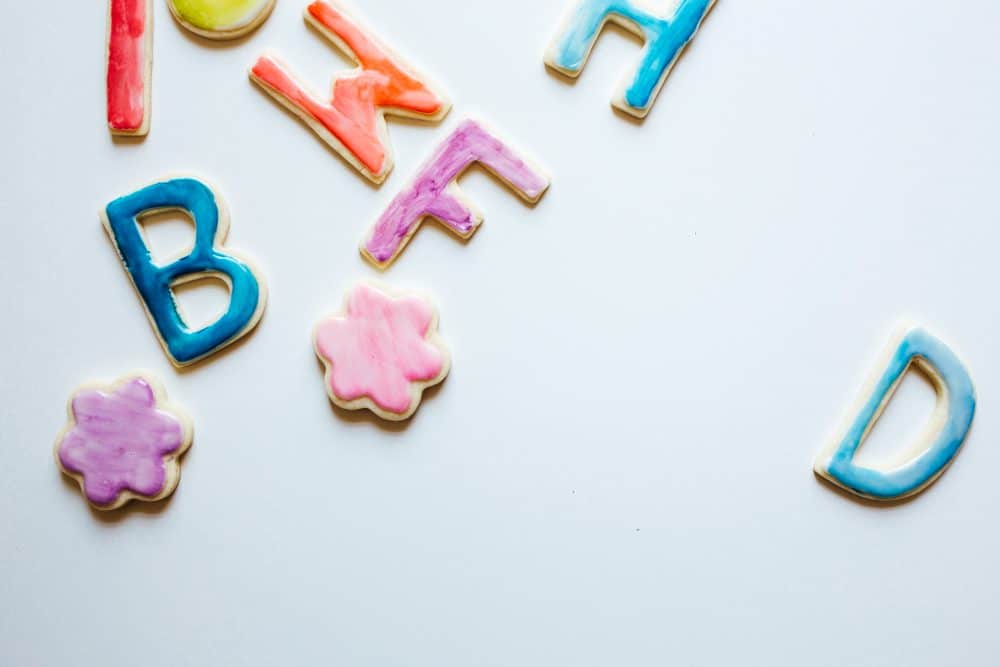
[545,0,716,118]
[168,0,276,40]
[250,1,450,183]
[361,119,550,268]
[313,283,450,421]
[55,374,192,510]
[102,176,267,366]
[814,326,976,502]
[106,0,153,135]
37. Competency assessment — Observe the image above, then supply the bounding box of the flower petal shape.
[55,374,193,510]
[314,283,450,421]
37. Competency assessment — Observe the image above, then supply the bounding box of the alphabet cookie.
[250,0,450,183]
[361,118,550,268]
[545,0,717,118]
[814,325,976,501]
[168,0,276,40]
[55,374,193,510]
[101,175,268,367]
[313,283,450,421]
[106,0,153,135]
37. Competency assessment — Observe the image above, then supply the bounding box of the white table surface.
[4,1,1000,665]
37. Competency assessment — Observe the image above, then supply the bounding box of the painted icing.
[362,119,550,268]
[314,283,449,420]
[249,1,449,182]
[815,327,976,501]
[169,0,274,37]
[546,0,715,117]
[107,0,151,135]
[56,376,191,509]
[102,177,267,366]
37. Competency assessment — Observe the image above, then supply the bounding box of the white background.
[3,0,1000,664]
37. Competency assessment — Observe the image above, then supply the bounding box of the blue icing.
[103,177,264,366]
[552,0,714,111]
[818,328,976,500]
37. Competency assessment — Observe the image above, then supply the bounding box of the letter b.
[102,176,267,366]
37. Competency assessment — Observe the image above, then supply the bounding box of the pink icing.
[363,119,550,266]
[249,1,447,178]
[57,378,186,506]
[314,284,446,415]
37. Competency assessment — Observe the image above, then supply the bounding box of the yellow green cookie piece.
[168,0,275,39]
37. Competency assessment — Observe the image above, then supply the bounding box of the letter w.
[250,0,450,183]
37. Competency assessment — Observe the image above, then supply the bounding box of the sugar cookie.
[814,325,976,501]
[107,0,153,135]
[361,119,550,268]
[55,374,193,510]
[314,283,450,421]
[168,0,276,40]
[545,0,716,118]
[101,175,268,367]
[250,0,450,183]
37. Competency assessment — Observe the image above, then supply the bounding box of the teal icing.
[819,328,976,500]
[103,177,263,366]
[551,0,714,111]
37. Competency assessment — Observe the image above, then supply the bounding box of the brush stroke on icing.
[362,119,550,268]
[815,327,976,501]
[107,0,151,134]
[56,375,192,509]
[250,1,449,182]
[546,0,715,116]
[314,283,449,420]
[102,177,267,366]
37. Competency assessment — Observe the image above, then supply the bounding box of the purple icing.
[364,119,549,264]
[57,378,185,506]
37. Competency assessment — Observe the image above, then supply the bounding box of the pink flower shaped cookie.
[55,374,193,510]
[314,283,450,421]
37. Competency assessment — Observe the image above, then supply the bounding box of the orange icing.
[251,1,445,176]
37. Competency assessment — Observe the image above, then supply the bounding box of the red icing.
[251,1,445,176]
[107,0,148,132]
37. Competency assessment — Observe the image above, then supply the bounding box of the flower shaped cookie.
[55,375,193,510]
[314,283,450,420]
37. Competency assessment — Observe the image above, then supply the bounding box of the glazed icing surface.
[170,0,271,31]
[106,0,149,133]
[103,177,264,365]
[57,377,186,506]
[250,1,447,177]
[549,0,714,112]
[314,284,447,415]
[363,119,550,266]
[817,327,976,500]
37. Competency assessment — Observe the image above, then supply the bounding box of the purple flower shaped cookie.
[55,374,193,510]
